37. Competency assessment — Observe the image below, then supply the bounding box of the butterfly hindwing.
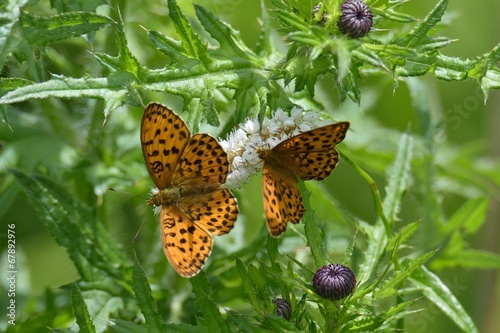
[262,163,305,237]
[159,206,213,277]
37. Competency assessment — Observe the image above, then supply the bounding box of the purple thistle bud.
[272,298,292,320]
[313,264,356,300]
[337,0,373,38]
[312,4,327,24]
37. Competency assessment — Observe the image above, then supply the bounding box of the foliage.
[1,0,499,332]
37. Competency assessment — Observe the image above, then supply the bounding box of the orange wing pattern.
[260,122,349,237]
[141,102,238,277]
[273,122,350,180]
[141,103,190,189]
[262,165,305,237]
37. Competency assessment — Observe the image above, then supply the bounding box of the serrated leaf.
[0,77,33,95]
[383,131,413,225]
[339,315,384,333]
[167,0,211,65]
[375,251,436,298]
[272,8,309,32]
[440,197,488,236]
[194,4,256,63]
[432,249,500,269]
[191,272,232,333]
[410,266,479,333]
[373,8,415,23]
[72,285,96,333]
[256,0,273,57]
[0,75,127,119]
[20,11,113,45]
[299,180,327,267]
[200,88,220,127]
[236,259,259,309]
[226,311,261,333]
[400,0,448,48]
[115,9,141,76]
[132,262,170,332]
[387,221,420,251]
[108,319,148,333]
[147,30,191,64]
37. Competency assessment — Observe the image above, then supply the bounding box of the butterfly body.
[259,121,350,237]
[141,102,238,277]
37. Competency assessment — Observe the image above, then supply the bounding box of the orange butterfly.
[257,122,349,237]
[141,102,238,277]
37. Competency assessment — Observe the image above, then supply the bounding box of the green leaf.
[194,4,257,63]
[299,180,327,268]
[0,78,33,96]
[191,272,232,333]
[132,262,170,332]
[115,9,141,77]
[400,0,448,48]
[20,11,113,45]
[339,315,384,333]
[167,0,211,65]
[72,284,96,333]
[387,221,420,251]
[383,130,414,226]
[432,249,500,269]
[108,319,148,333]
[0,75,128,118]
[410,266,479,333]
[147,30,191,64]
[375,250,436,298]
[440,197,488,236]
[372,8,415,23]
[9,169,130,285]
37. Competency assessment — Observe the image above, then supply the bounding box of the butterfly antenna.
[133,209,150,244]
[108,187,149,200]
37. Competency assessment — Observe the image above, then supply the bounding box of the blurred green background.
[1,0,499,332]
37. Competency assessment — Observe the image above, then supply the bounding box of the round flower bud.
[313,264,356,300]
[312,4,327,24]
[337,0,373,38]
[272,298,292,320]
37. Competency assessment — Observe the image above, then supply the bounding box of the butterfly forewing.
[274,122,349,181]
[160,206,213,277]
[141,103,191,189]
[173,133,229,187]
[262,164,305,237]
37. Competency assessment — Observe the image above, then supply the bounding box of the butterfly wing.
[141,103,191,189]
[179,188,238,236]
[172,133,230,187]
[273,122,349,181]
[262,163,305,237]
[160,205,213,277]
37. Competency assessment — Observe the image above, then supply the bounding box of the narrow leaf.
[132,262,170,332]
[410,266,479,333]
[72,284,96,333]
[401,0,448,48]
[191,272,232,333]
[167,0,211,65]
[20,11,113,45]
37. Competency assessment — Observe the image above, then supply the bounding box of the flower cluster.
[219,107,329,188]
